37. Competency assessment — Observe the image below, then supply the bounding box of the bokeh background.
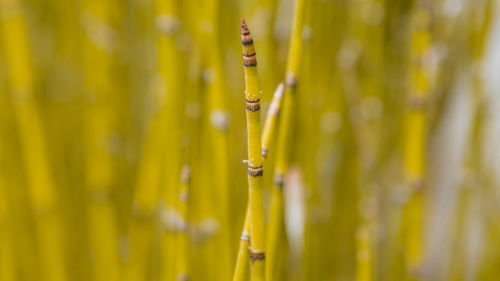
[1,0,500,280]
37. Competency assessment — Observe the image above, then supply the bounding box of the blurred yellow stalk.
[233,207,251,281]
[262,82,284,159]
[266,0,305,279]
[403,2,431,279]
[0,0,66,280]
[80,1,121,281]
[0,140,15,281]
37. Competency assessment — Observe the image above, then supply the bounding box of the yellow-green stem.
[403,2,431,279]
[265,176,285,281]
[266,0,305,279]
[241,19,265,281]
[356,225,373,281]
[80,1,120,280]
[233,207,251,281]
[177,165,192,281]
[0,2,66,280]
[202,1,232,279]
[262,82,284,159]
[0,145,15,281]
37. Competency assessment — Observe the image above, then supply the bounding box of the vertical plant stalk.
[126,113,166,281]
[253,0,280,101]
[177,165,192,281]
[233,80,282,281]
[261,82,284,159]
[233,83,283,281]
[0,140,15,281]
[233,207,251,281]
[356,225,373,281]
[126,1,185,280]
[200,0,232,279]
[157,1,188,281]
[0,2,67,281]
[266,0,305,279]
[403,2,431,279]
[265,172,286,281]
[80,1,121,281]
[241,19,266,281]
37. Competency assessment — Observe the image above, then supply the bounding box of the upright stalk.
[356,225,373,281]
[403,2,432,279]
[241,20,266,281]
[80,1,120,280]
[266,0,305,279]
[156,1,188,280]
[261,83,284,159]
[0,137,15,281]
[0,2,67,280]
[233,81,283,281]
[201,0,232,278]
[232,207,251,281]
[176,165,192,281]
[125,1,185,279]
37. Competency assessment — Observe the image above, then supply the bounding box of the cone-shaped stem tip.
[240,19,253,45]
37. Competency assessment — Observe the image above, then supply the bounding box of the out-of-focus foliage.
[1,0,499,280]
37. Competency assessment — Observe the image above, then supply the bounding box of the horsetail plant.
[176,165,192,281]
[233,63,285,281]
[202,1,233,278]
[126,1,186,279]
[232,207,251,281]
[0,2,67,281]
[403,2,432,279]
[157,0,190,279]
[241,19,266,281]
[266,0,305,279]
[80,1,121,280]
[262,82,284,159]
[233,69,284,281]
[1,1,498,281]
[0,135,15,281]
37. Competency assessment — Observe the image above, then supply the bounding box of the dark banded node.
[248,165,263,177]
[249,250,266,263]
[242,39,254,46]
[244,60,257,67]
[243,51,257,66]
[245,98,261,112]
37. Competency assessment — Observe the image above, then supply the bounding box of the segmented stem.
[261,83,285,159]
[266,0,305,279]
[356,226,373,281]
[80,1,121,281]
[233,82,283,281]
[233,82,284,281]
[232,207,251,281]
[177,165,191,281]
[0,3,67,281]
[241,19,266,281]
[403,2,432,279]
